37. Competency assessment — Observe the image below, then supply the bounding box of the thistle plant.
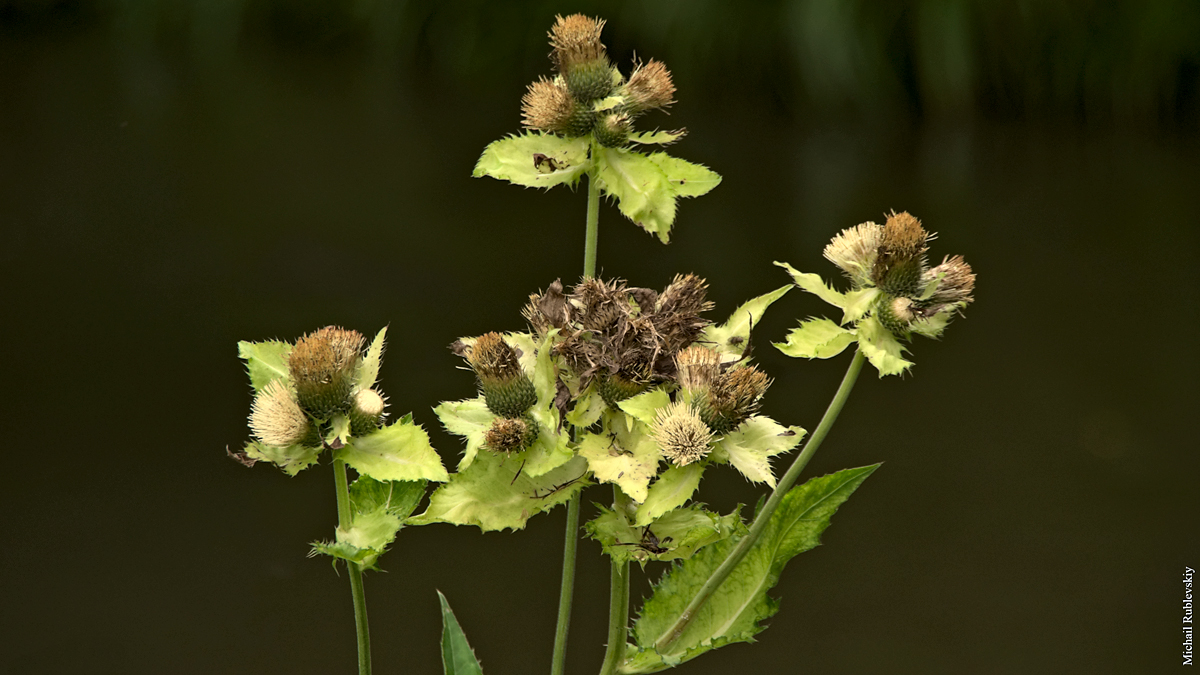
[231,14,977,675]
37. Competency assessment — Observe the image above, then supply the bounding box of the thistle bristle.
[824,222,883,287]
[250,380,313,447]
[289,326,364,418]
[484,416,538,453]
[549,14,607,72]
[926,255,976,306]
[625,59,676,112]
[701,365,770,434]
[652,401,713,467]
[467,332,523,382]
[675,345,722,391]
[873,211,931,295]
[521,77,575,133]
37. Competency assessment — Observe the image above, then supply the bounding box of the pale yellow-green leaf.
[473,133,590,189]
[618,388,671,428]
[434,398,495,471]
[644,152,721,198]
[356,326,387,391]
[774,318,858,360]
[412,453,589,532]
[577,415,663,503]
[856,315,914,377]
[629,129,687,145]
[701,285,792,363]
[841,288,880,324]
[243,440,320,476]
[775,262,847,309]
[338,419,449,483]
[635,462,704,526]
[596,146,677,243]
[714,416,806,487]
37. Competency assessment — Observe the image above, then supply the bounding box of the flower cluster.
[776,211,976,376]
[521,15,678,147]
[425,276,801,562]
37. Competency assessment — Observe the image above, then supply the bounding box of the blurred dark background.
[2,1,1197,673]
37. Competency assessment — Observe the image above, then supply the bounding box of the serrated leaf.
[504,332,539,376]
[566,385,606,428]
[635,462,704,526]
[773,318,857,360]
[587,503,741,566]
[596,146,677,243]
[326,414,352,446]
[473,133,590,189]
[856,315,913,377]
[713,416,805,487]
[618,388,671,428]
[243,440,320,476]
[523,417,574,478]
[701,285,791,363]
[435,398,495,471]
[311,478,426,568]
[629,129,687,145]
[910,307,954,338]
[412,454,589,532]
[577,413,662,503]
[624,464,881,672]
[642,152,721,199]
[337,418,449,483]
[438,591,485,675]
[356,327,387,391]
[238,340,292,392]
[841,288,880,324]
[775,262,847,309]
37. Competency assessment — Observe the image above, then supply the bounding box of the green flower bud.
[288,326,364,419]
[651,401,713,467]
[549,14,615,103]
[250,380,318,448]
[467,332,537,418]
[597,373,648,407]
[595,112,631,148]
[349,388,387,437]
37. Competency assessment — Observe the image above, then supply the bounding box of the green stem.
[598,487,632,675]
[653,349,867,654]
[334,458,373,675]
[583,166,600,279]
[550,156,602,675]
[550,479,581,675]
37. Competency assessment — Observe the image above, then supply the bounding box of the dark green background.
[2,1,1197,673]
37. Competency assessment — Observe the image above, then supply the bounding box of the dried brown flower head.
[625,59,676,112]
[873,211,931,295]
[464,332,537,418]
[484,416,538,453]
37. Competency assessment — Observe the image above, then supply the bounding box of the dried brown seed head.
[467,332,524,382]
[625,59,676,112]
[521,77,576,133]
[702,366,771,434]
[675,345,722,391]
[925,255,975,306]
[549,14,607,72]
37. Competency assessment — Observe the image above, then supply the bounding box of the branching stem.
[334,458,373,675]
[653,349,867,654]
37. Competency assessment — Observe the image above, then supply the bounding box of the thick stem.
[334,458,373,675]
[653,349,867,653]
[598,487,632,675]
